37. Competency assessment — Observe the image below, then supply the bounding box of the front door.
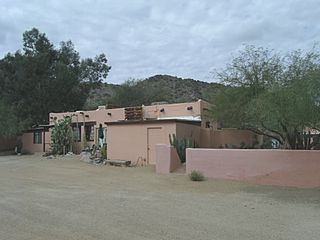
[95,127,107,145]
[147,127,164,164]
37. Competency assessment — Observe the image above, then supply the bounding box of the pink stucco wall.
[49,100,206,125]
[49,107,126,126]
[186,149,320,188]
[143,101,202,120]
[21,132,43,153]
[21,131,51,153]
[107,122,177,164]
[44,131,51,152]
[212,129,263,148]
[155,144,181,174]
[199,128,263,148]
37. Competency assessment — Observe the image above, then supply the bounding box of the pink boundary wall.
[186,149,320,188]
[155,144,181,174]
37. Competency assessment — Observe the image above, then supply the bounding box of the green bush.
[51,117,73,155]
[189,170,205,181]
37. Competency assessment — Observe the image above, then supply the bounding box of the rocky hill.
[84,75,223,109]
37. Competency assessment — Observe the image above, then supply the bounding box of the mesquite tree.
[0,28,111,136]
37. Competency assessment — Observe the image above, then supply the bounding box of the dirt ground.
[0,154,320,240]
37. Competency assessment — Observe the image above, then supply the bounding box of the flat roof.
[157,116,201,121]
[106,119,201,126]
[50,99,210,115]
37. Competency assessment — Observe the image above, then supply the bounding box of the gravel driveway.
[0,154,319,240]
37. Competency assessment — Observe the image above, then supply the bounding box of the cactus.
[169,134,194,163]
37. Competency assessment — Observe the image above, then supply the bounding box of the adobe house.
[107,119,202,164]
[20,100,262,163]
[20,100,209,153]
[20,125,52,153]
[48,100,211,161]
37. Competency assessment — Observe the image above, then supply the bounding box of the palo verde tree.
[211,45,320,149]
[0,28,111,135]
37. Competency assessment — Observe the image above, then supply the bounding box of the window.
[72,125,81,142]
[33,131,42,144]
[85,124,94,142]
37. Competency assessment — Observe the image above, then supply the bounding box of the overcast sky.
[1,0,319,83]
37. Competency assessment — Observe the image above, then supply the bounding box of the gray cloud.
[0,0,319,83]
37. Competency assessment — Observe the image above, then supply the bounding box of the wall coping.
[187,148,320,153]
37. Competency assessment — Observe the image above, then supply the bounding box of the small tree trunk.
[285,134,297,149]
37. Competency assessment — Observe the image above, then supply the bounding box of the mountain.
[84,75,223,109]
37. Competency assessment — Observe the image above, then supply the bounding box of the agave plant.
[169,133,194,163]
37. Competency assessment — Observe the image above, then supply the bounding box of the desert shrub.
[189,170,204,181]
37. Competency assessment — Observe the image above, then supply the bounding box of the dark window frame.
[72,125,81,142]
[33,131,42,144]
[85,124,95,142]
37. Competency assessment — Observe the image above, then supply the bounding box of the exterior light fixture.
[107,112,112,116]
[160,108,165,112]
[187,106,193,110]
[85,114,89,118]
